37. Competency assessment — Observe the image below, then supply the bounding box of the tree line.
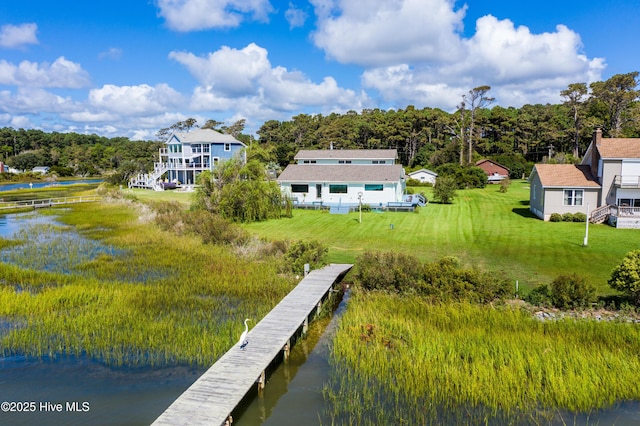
[255,72,640,178]
[0,72,636,182]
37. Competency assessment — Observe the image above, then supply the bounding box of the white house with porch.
[278,149,406,209]
[129,128,246,189]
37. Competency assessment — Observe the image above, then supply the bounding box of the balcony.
[614,175,640,188]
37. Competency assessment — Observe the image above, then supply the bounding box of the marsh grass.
[324,290,640,424]
[0,199,297,367]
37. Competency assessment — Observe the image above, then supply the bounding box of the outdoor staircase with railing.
[128,163,168,189]
[589,204,611,224]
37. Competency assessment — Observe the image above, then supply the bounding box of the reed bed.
[0,200,297,367]
[324,290,640,424]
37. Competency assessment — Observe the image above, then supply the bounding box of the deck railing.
[616,206,640,217]
[614,175,640,188]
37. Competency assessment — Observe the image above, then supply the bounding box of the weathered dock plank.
[152,263,352,426]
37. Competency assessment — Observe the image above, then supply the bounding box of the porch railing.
[615,206,640,217]
[614,175,640,188]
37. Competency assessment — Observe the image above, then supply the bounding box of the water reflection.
[0,355,203,426]
[234,290,350,425]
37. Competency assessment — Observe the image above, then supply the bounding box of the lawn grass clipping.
[0,198,296,366]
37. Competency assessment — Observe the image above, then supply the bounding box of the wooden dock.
[152,263,353,426]
[0,196,102,211]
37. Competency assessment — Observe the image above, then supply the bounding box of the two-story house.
[277,149,406,208]
[529,128,640,228]
[129,128,246,189]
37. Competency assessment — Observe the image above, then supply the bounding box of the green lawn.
[244,180,639,293]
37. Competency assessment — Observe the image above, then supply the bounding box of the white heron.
[238,318,251,349]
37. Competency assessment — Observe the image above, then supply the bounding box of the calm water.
[0,179,102,192]
[0,355,203,426]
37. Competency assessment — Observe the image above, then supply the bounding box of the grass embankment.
[0,196,296,366]
[325,292,640,424]
[244,180,639,293]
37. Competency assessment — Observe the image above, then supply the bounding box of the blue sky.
[0,0,637,140]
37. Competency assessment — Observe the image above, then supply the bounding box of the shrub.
[498,177,511,193]
[356,251,423,293]
[432,175,457,204]
[562,212,574,222]
[573,212,587,222]
[549,274,596,310]
[283,240,328,275]
[609,250,640,304]
[184,210,249,245]
[421,257,510,303]
[526,284,552,307]
[549,213,562,222]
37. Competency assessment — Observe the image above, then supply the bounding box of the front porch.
[590,205,640,229]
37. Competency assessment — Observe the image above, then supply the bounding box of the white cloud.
[88,83,184,115]
[319,0,605,109]
[170,43,272,96]
[0,23,38,49]
[454,16,604,84]
[311,0,466,67]
[172,43,366,115]
[98,47,123,61]
[155,0,274,31]
[0,87,77,114]
[285,3,308,29]
[0,57,90,88]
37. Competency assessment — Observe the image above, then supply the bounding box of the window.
[563,189,583,206]
[302,160,317,164]
[373,160,386,164]
[224,143,231,151]
[365,184,384,191]
[192,144,201,153]
[291,184,309,193]
[329,184,348,194]
[338,160,352,164]
[203,144,210,153]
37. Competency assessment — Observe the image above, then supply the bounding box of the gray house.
[529,128,640,228]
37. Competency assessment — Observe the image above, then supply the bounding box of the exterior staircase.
[129,163,168,189]
[589,204,611,224]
